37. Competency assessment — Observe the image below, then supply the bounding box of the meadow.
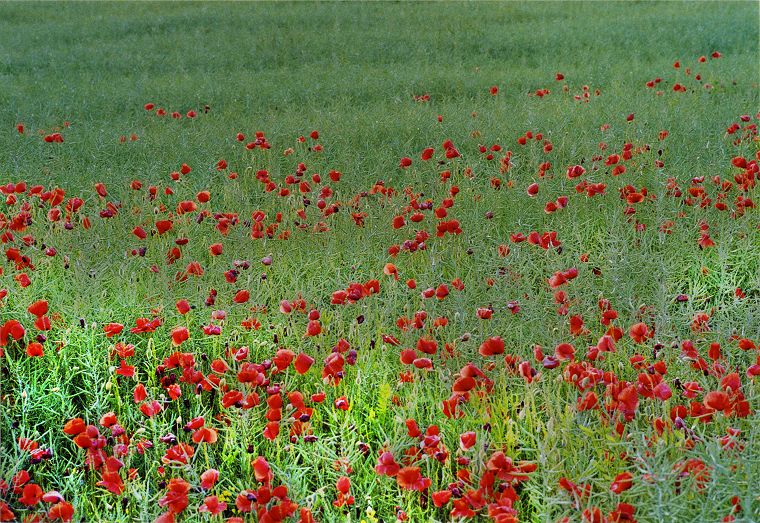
[1,1,759,522]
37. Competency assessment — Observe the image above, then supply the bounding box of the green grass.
[1,2,759,522]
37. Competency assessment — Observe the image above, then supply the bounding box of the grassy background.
[1,2,759,522]
[1,1,758,189]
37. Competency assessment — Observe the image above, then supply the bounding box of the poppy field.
[1,2,759,522]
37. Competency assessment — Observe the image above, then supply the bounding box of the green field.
[1,2,759,522]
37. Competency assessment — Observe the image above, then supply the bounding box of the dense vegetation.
[1,2,758,522]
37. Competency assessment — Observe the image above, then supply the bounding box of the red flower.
[158,478,191,514]
[175,300,190,314]
[198,496,226,515]
[704,391,730,413]
[479,336,505,356]
[252,456,273,482]
[375,452,400,476]
[629,322,652,343]
[19,483,43,506]
[25,342,44,357]
[233,289,250,303]
[48,501,74,522]
[396,467,431,491]
[486,451,535,484]
[27,300,48,317]
[459,431,477,450]
[192,427,218,444]
[171,326,189,346]
[200,469,219,490]
[294,352,315,374]
[0,320,25,346]
[610,472,634,494]
[554,343,575,361]
[432,489,452,507]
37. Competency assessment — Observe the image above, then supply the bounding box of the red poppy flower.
[479,336,504,356]
[19,483,43,506]
[171,326,189,346]
[294,352,314,374]
[396,467,431,491]
[610,472,634,494]
[158,478,191,514]
[27,300,48,317]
